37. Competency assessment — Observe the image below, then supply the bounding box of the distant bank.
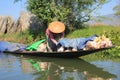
[86,14,120,26]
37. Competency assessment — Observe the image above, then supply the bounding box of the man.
[46,21,65,52]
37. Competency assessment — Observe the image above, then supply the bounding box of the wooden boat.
[3,46,114,58]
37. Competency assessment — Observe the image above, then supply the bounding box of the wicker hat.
[48,21,65,33]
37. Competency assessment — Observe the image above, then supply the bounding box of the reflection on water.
[0,52,117,80]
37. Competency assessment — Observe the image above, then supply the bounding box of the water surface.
[0,41,120,80]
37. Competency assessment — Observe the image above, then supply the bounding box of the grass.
[0,32,33,44]
[1,25,119,43]
[66,25,120,38]
[0,30,45,44]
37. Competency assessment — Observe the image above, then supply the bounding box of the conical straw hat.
[48,21,65,33]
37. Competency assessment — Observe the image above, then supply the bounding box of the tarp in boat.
[26,39,46,51]
[0,41,26,52]
[58,35,97,50]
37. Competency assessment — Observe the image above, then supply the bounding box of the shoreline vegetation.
[0,25,120,58]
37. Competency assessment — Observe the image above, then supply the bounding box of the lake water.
[0,41,120,80]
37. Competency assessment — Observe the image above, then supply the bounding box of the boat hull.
[4,46,114,58]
